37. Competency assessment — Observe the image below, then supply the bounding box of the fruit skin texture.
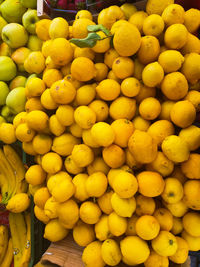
[101,239,122,266]
[151,230,178,257]
[120,236,150,265]
[128,130,158,164]
[0,56,17,81]
[137,171,165,197]
[113,23,141,57]
[161,135,190,163]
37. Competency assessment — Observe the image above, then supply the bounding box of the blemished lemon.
[95,214,111,241]
[135,195,156,216]
[74,105,96,129]
[143,14,164,36]
[101,239,122,266]
[82,241,105,267]
[73,220,95,247]
[112,57,134,79]
[25,164,46,186]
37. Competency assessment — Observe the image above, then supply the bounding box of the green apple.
[0,115,6,124]
[1,105,13,118]
[0,56,17,81]
[0,42,12,56]
[2,23,28,49]
[0,81,9,105]
[20,0,37,9]
[27,35,43,51]
[6,86,26,114]
[0,0,27,23]
[9,75,27,90]
[0,16,7,39]
[22,9,39,35]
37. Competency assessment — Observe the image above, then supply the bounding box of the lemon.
[112,56,134,79]
[73,220,95,247]
[169,236,189,264]
[108,211,127,236]
[52,133,80,156]
[120,236,150,265]
[91,122,115,147]
[146,0,174,15]
[82,241,105,267]
[72,18,95,38]
[44,197,59,219]
[179,125,200,151]
[184,8,200,33]
[49,17,69,39]
[162,4,185,26]
[25,164,46,186]
[132,116,151,131]
[58,199,79,229]
[52,178,75,203]
[80,201,102,224]
[75,84,96,106]
[87,157,110,175]
[92,31,110,53]
[101,239,122,266]
[120,3,137,19]
[138,36,160,65]
[69,123,83,138]
[161,177,183,204]
[171,217,183,235]
[64,155,84,175]
[71,57,96,82]
[0,123,16,144]
[153,208,173,231]
[97,190,113,215]
[158,50,184,73]
[181,53,200,84]
[111,193,136,218]
[135,195,156,216]
[47,171,71,193]
[142,62,164,87]
[71,144,94,167]
[139,97,161,121]
[143,14,164,36]
[34,205,50,224]
[44,219,69,242]
[6,193,30,213]
[86,172,108,198]
[49,115,66,137]
[89,100,109,122]
[104,48,119,69]
[164,24,188,50]
[129,11,148,33]
[26,110,49,132]
[74,105,96,129]
[125,214,139,236]
[144,250,169,267]
[41,152,63,174]
[136,215,160,240]
[72,173,89,202]
[32,134,52,155]
[33,187,51,210]
[182,212,200,237]
[96,79,120,101]
[95,214,112,241]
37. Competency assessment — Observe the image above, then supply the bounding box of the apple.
[11,47,30,71]
[20,0,37,9]
[6,86,26,114]
[9,75,27,90]
[0,42,12,56]
[2,23,28,49]
[0,56,17,81]
[0,81,9,105]
[27,35,43,51]
[0,0,27,23]
[22,9,39,34]
[0,16,7,39]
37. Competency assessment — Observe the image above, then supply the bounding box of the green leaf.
[87,24,111,36]
[70,32,102,48]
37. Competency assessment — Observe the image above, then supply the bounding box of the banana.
[3,145,26,194]
[0,225,8,264]
[0,173,9,204]
[0,149,16,204]
[0,238,13,267]
[16,179,28,194]
[21,213,31,267]
[9,212,26,267]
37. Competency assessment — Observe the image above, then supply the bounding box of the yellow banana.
[0,173,9,204]
[0,225,8,264]
[9,213,25,267]
[16,179,28,194]
[3,145,26,194]
[0,238,13,267]
[0,149,16,204]
[21,213,31,267]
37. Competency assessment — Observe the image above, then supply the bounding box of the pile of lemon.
[1,0,200,265]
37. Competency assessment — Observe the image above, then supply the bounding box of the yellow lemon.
[159,101,175,121]
[44,197,59,219]
[82,241,105,267]
[71,57,96,82]
[161,177,183,204]
[142,62,164,87]
[136,215,160,240]
[49,17,69,39]
[95,214,112,241]
[132,116,151,131]
[64,155,84,175]
[101,239,122,266]
[184,8,200,33]
[138,36,160,65]
[36,19,51,41]
[135,195,156,216]
[72,173,89,202]
[96,79,120,101]
[182,212,200,237]
[72,18,95,38]
[111,193,136,218]
[146,0,174,15]
[74,106,96,129]
[94,63,109,82]
[164,24,188,49]
[112,56,134,79]
[25,164,46,186]
[104,48,119,68]
[85,172,108,198]
[144,250,169,267]
[143,14,164,36]
[108,211,127,236]
[181,153,200,180]
[181,52,200,84]
[185,90,200,112]
[15,123,35,142]
[162,4,185,26]
[169,236,189,264]
[125,214,139,236]
[52,133,80,156]
[0,123,16,144]
[52,178,75,203]
[103,144,125,169]
[75,84,96,106]
[91,122,115,147]
[153,208,173,231]
[181,231,200,252]
[25,97,44,112]
[139,97,161,120]
[71,144,94,167]
[73,220,95,247]
[97,190,113,215]
[171,217,183,235]
[120,236,150,265]
[98,5,125,29]
[42,69,63,88]
[75,10,93,20]
[69,123,83,138]
[22,141,37,156]
[129,11,148,33]
[24,51,45,74]
[44,219,69,242]
[80,201,101,224]
[49,114,66,137]
[34,205,50,224]
[26,77,45,97]
[32,134,52,155]
[34,187,51,209]
[41,152,63,174]
[164,200,188,217]
[121,77,140,98]
[6,193,30,213]
[180,33,200,55]
[158,50,184,73]
[88,100,109,122]
[26,110,49,132]
[92,31,110,53]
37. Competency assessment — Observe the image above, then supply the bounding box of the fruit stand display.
[0,0,200,266]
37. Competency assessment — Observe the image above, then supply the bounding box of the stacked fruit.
[0,0,200,266]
